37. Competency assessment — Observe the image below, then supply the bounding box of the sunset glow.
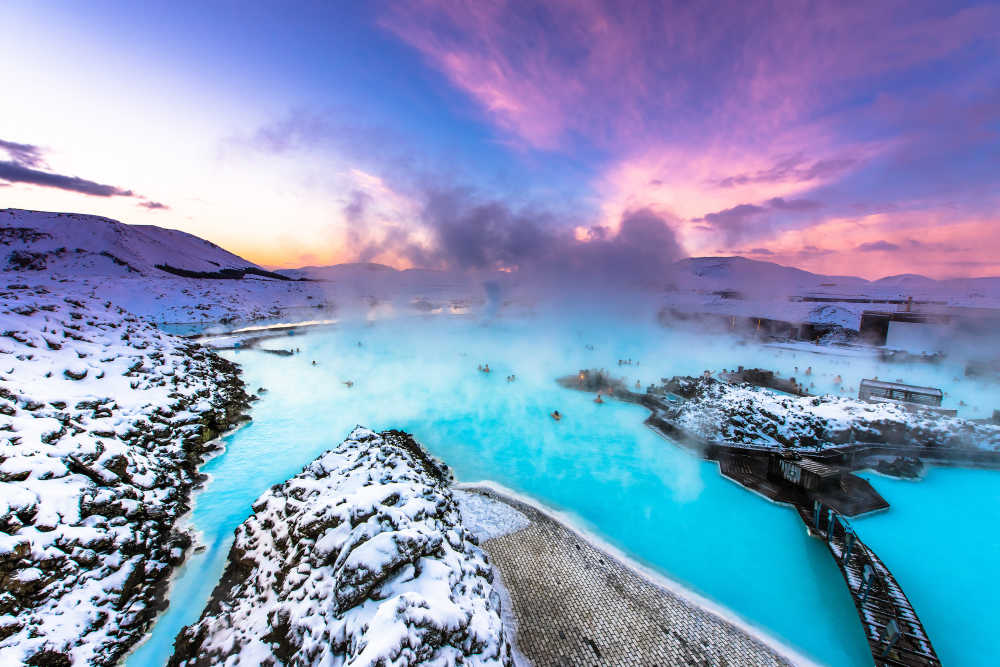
[2,1,998,278]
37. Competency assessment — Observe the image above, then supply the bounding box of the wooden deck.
[717,452,802,506]
[796,503,941,667]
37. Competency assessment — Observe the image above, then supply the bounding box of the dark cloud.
[138,201,169,210]
[717,155,856,188]
[349,187,684,284]
[698,203,766,225]
[423,191,553,271]
[748,247,774,255]
[0,139,47,168]
[695,195,824,244]
[905,238,963,252]
[0,137,143,199]
[857,240,901,252]
[0,161,134,197]
[765,197,822,211]
[694,203,767,244]
[799,245,834,256]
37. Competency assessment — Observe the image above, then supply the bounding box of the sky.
[0,0,998,279]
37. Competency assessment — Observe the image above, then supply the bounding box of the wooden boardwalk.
[796,503,941,667]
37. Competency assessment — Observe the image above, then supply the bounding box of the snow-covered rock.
[659,376,1000,450]
[169,427,513,667]
[0,284,252,665]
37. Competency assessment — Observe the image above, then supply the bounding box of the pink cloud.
[380,1,1000,152]
[723,211,1000,279]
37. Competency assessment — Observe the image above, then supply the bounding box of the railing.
[807,501,940,667]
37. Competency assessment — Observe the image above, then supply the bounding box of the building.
[767,455,845,493]
[858,379,943,408]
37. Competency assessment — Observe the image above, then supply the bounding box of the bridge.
[797,502,941,667]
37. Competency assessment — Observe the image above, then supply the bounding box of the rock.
[874,456,924,479]
[168,428,512,667]
[0,288,252,665]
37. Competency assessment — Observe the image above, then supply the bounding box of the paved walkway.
[467,487,795,667]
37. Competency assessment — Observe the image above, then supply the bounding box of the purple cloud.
[857,240,901,252]
[0,139,47,168]
[695,194,826,245]
[138,201,169,210]
[798,245,835,257]
[766,197,822,211]
[349,186,683,284]
[717,155,857,188]
[0,137,152,201]
[0,161,134,197]
[698,203,767,225]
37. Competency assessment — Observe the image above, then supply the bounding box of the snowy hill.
[673,257,868,294]
[0,209,269,278]
[872,274,939,288]
[278,262,398,280]
[0,210,330,326]
[2,208,997,328]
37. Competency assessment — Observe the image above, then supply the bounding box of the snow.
[0,209,263,277]
[453,490,530,542]
[662,376,1000,451]
[170,427,513,667]
[4,208,999,334]
[0,283,250,665]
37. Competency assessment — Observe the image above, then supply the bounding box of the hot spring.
[129,304,1000,666]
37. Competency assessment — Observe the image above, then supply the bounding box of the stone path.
[467,487,795,667]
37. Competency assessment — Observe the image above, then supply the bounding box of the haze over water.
[129,303,1000,666]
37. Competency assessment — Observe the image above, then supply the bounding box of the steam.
[346,186,685,287]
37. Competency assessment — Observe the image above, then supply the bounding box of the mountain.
[0,209,274,278]
[872,274,938,288]
[671,256,870,295]
[277,262,398,280]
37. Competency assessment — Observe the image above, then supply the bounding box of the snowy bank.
[169,427,513,667]
[660,376,1000,450]
[0,284,251,665]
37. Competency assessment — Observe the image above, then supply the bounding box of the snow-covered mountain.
[673,256,1000,303]
[675,257,864,293]
[2,208,997,329]
[0,209,269,278]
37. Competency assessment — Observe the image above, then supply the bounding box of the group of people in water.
[306,356,355,388]
[477,363,517,383]
[552,390,606,420]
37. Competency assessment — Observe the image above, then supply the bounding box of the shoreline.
[117,416,253,666]
[458,479,820,667]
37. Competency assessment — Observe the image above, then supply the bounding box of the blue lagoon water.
[128,309,999,666]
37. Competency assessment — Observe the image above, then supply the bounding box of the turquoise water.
[855,468,1000,666]
[128,309,999,666]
